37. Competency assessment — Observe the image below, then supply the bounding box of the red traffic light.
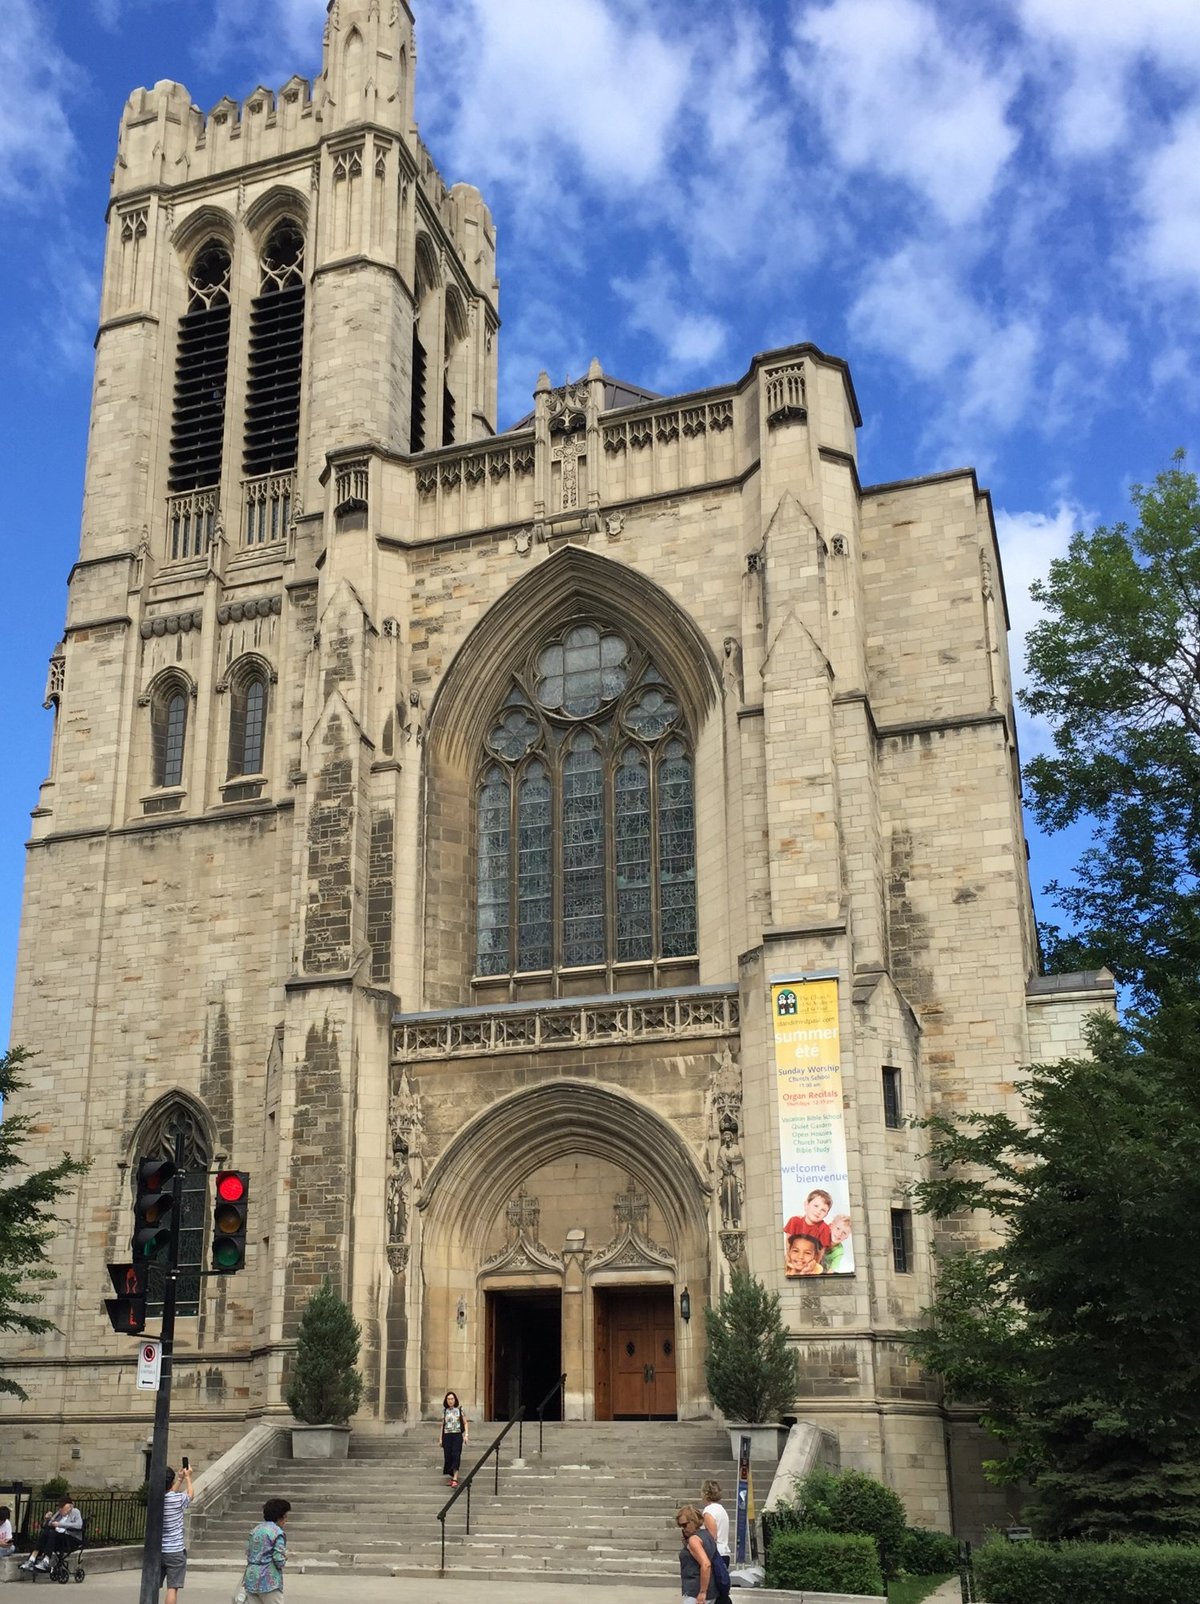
[216,1172,247,1203]
[211,1171,250,1273]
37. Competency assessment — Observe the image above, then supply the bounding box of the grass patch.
[888,1573,956,1604]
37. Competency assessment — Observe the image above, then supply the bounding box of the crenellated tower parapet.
[111,2,419,198]
[86,0,497,573]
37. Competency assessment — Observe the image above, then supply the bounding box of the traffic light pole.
[138,1129,184,1604]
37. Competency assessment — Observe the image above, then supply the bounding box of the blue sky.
[3,0,1199,1045]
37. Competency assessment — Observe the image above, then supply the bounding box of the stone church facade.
[4,0,1112,1532]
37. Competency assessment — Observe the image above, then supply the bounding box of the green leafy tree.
[910,999,1200,1540]
[0,1047,88,1400]
[704,1268,800,1422]
[284,1277,364,1425]
[1020,451,1200,1003]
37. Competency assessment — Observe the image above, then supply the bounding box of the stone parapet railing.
[393,984,739,1061]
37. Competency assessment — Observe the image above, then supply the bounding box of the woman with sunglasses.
[675,1504,715,1602]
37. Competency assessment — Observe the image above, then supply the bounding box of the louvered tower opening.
[243,221,305,478]
[410,328,427,452]
[169,242,232,492]
[442,376,456,447]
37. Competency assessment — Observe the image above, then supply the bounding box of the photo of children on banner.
[784,1189,854,1277]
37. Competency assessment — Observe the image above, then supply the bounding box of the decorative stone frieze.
[392,986,739,1061]
[602,397,731,456]
[216,596,281,625]
[140,610,204,638]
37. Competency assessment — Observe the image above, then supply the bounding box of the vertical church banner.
[772,975,855,1277]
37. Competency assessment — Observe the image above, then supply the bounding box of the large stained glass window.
[474,625,697,981]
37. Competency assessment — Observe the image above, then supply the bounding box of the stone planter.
[290,1424,351,1459]
[728,1423,789,1464]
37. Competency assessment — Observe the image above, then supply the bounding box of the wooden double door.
[595,1286,677,1420]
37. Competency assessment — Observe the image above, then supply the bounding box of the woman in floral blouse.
[242,1498,291,1599]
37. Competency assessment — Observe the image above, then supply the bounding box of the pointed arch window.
[151,680,190,790]
[170,241,232,495]
[243,220,305,545]
[474,624,698,991]
[167,239,232,562]
[228,666,269,780]
[132,1100,211,1317]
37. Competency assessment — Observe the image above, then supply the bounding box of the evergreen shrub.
[765,1530,884,1595]
[284,1277,364,1426]
[901,1524,961,1574]
[39,1476,70,1501]
[974,1538,1200,1604]
[703,1268,800,1422]
[798,1466,909,1578]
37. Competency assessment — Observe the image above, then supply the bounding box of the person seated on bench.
[19,1499,82,1572]
[0,1504,14,1556]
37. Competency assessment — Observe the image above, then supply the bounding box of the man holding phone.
[161,1461,193,1603]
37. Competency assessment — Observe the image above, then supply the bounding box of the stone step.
[191,1420,748,1587]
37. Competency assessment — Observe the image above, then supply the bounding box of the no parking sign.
[136,1340,162,1391]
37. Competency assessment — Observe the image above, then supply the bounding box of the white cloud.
[1044,314,1131,432]
[1135,106,1200,294]
[789,0,1019,224]
[994,499,1084,754]
[420,0,692,198]
[612,258,730,385]
[851,246,1039,454]
[0,0,79,204]
[1015,0,1200,155]
[199,0,328,80]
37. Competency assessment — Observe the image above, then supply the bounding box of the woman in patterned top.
[439,1391,470,1487]
[241,1498,291,1600]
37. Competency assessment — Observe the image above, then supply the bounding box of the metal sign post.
[137,1129,184,1604]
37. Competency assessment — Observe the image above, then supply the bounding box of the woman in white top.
[0,1505,13,1555]
[700,1480,731,1604]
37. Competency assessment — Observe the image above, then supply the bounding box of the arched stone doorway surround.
[418,1079,713,1421]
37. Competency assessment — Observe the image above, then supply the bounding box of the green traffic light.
[213,1239,242,1269]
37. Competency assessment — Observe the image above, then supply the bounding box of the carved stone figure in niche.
[706,1044,743,1167]
[387,1127,409,1243]
[387,1068,423,1254]
[717,1113,745,1230]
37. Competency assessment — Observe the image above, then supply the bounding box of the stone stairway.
[190,1420,756,1584]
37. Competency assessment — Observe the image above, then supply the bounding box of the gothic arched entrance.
[418,1080,712,1421]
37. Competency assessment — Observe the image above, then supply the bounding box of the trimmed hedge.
[799,1466,909,1578]
[765,1530,885,1596]
[975,1538,1200,1604]
[901,1524,961,1575]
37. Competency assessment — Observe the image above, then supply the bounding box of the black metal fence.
[2,1487,147,1549]
[958,1539,978,1601]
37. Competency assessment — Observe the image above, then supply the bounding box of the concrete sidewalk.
[9,1573,671,1601]
[2,1568,922,1602]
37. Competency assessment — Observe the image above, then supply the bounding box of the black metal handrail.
[436,1410,522,1572]
[435,1373,567,1573]
[533,1370,567,1455]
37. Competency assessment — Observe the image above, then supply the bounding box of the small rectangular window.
[891,1208,914,1274]
[882,1066,903,1129]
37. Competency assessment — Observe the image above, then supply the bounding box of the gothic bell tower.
[11,0,498,1446]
